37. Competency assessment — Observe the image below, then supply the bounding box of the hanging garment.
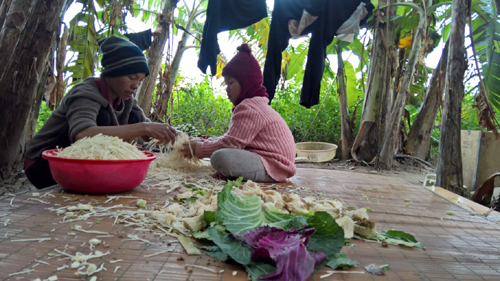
[263,0,374,108]
[197,0,267,75]
[125,29,152,51]
[336,3,370,43]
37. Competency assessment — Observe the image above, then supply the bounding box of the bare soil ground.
[0,157,435,196]
[0,172,35,196]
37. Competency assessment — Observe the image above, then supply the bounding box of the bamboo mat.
[1,168,500,281]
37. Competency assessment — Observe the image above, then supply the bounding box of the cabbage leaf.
[236,226,326,281]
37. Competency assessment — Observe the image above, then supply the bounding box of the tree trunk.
[54,23,67,108]
[0,0,12,29]
[137,0,178,116]
[436,0,467,196]
[391,48,405,103]
[0,0,33,68]
[405,40,449,159]
[155,32,191,121]
[351,3,397,162]
[25,60,51,146]
[336,45,354,160]
[0,0,65,179]
[155,6,199,122]
[379,6,427,169]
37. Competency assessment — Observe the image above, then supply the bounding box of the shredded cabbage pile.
[57,134,146,160]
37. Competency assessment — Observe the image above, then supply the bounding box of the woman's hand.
[143,122,177,144]
[181,139,198,158]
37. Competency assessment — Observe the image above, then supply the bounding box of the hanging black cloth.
[263,0,374,108]
[124,29,152,51]
[198,0,267,75]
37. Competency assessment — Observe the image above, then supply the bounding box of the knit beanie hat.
[100,36,150,77]
[222,44,268,106]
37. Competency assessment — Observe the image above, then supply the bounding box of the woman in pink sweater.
[182,44,296,182]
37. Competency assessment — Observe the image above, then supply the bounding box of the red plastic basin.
[42,149,156,194]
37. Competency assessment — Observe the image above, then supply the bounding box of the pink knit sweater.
[195,97,296,182]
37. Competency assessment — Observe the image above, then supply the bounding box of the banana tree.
[436,0,468,195]
[351,0,398,163]
[463,0,499,146]
[136,0,179,115]
[351,0,450,168]
[152,0,206,122]
[404,40,449,159]
[336,43,355,159]
[471,0,500,116]
[379,2,429,168]
[402,0,500,163]
[66,1,103,83]
[65,0,141,85]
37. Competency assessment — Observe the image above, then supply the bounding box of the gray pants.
[210,148,276,183]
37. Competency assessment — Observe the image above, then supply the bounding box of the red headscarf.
[221,44,268,107]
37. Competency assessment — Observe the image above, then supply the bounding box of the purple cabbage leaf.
[236,225,326,281]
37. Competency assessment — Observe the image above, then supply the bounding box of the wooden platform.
[1,168,500,280]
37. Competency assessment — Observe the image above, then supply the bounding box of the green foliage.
[395,14,420,41]
[170,77,232,136]
[271,79,344,143]
[245,263,277,281]
[180,196,198,203]
[66,0,103,84]
[409,64,432,106]
[207,224,253,265]
[344,61,363,107]
[65,0,150,86]
[174,123,200,136]
[377,230,425,248]
[462,89,481,131]
[305,212,345,260]
[285,41,309,81]
[326,252,359,270]
[132,0,163,26]
[471,0,500,112]
[36,102,53,133]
